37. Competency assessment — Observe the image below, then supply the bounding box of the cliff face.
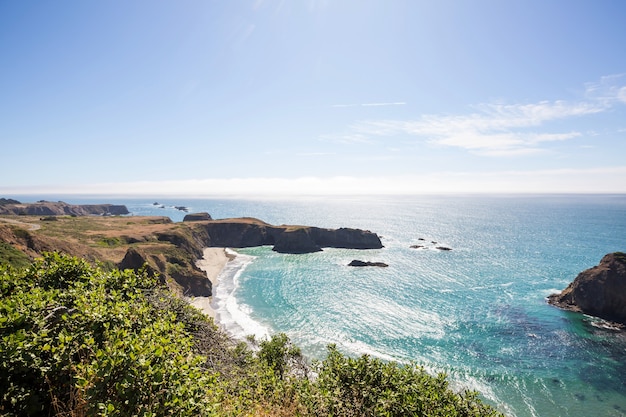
[548,252,626,325]
[119,246,211,297]
[1,212,382,298]
[0,201,129,216]
[186,218,383,254]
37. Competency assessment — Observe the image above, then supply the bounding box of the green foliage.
[0,253,214,416]
[0,242,30,269]
[258,333,304,380]
[0,254,504,417]
[299,345,503,417]
[96,236,122,247]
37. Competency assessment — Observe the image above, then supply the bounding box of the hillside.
[0,212,382,297]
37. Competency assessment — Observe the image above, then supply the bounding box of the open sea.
[21,194,626,416]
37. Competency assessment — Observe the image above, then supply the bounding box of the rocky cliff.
[548,252,626,325]
[1,212,383,298]
[184,217,383,254]
[0,200,129,216]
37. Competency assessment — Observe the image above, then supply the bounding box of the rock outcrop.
[118,246,211,297]
[0,200,129,216]
[548,252,626,325]
[272,228,321,254]
[186,218,383,254]
[1,208,383,298]
[348,260,388,267]
[183,212,213,222]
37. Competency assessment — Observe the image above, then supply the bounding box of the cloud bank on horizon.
[0,1,625,196]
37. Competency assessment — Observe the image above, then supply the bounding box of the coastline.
[189,247,233,318]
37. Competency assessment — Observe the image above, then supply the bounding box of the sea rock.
[183,212,213,222]
[436,246,452,251]
[348,260,388,267]
[548,252,626,325]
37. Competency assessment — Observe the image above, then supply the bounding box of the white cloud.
[343,76,626,156]
[584,73,626,104]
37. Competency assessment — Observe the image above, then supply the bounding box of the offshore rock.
[548,252,626,325]
[348,260,388,267]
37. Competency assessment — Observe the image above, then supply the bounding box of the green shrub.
[0,242,30,270]
[300,345,503,417]
[0,253,215,416]
[0,253,504,417]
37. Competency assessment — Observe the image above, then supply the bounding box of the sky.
[1,0,626,196]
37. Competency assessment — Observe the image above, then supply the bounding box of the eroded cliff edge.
[184,217,382,254]
[0,211,383,298]
[548,252,626,326]
[0,199,129,216]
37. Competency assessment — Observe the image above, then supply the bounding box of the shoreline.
[189,247,233,318]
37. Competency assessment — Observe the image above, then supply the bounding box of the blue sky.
[1,0,625,196]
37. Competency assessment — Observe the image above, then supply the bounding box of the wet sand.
[189,247,232,318]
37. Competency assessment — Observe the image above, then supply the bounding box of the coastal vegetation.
[1,253,504,416]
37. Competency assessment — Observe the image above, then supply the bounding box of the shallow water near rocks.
[56,194,626,416]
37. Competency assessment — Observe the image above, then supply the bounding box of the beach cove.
[4,194,625,417]
[189,247,232,318]
[117,195,626,417]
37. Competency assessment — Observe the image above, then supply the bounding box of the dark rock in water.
[436,246,452,251]
[175,206,189,212]
[348,260,388,267]
[153,202,160,206]
[410,245,425,249]
[183,212,213,222]
[548,252,626,325]
[418,238,425,241]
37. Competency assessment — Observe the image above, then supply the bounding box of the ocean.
[23,194,626,416]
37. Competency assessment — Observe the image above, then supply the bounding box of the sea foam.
[212,249,270,340]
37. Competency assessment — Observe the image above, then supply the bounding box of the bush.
[301,345,503,417]
[0,253,504,417]
[0,253,215,416]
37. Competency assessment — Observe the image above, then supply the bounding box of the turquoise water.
[27,194,626,416]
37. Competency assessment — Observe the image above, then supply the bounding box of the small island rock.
[348,260,389,267]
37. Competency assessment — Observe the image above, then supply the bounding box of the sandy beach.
[189,247,232,318]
